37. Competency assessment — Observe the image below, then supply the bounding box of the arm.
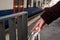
[41,1,60,24]
[31,1,60,32]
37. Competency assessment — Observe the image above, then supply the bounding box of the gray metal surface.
[22,14,28,40]
[9,18,16,40]
[0,21,5,40]
[0,11,28,40]
[37,32,40,40]
[0,12,27,20]
[17,16,23,40]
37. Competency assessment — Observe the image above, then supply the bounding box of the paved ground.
[40,18,60,40]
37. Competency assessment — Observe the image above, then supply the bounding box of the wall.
[0,0,13,10]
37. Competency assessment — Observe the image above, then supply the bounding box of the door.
[13,0,24,13]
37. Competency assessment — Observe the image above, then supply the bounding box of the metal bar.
[31,30,40,40]
[37,32,40,40]
[17,16,23,40]
[9,18,16,40]
[0,21,5,40]
[22,14,28,40]
[17,14,28,40]
[0,12,27,20]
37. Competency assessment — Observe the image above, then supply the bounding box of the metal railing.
[0,12,28,40]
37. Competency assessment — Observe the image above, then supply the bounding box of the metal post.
[17,13,28,40]
[9,18,16,40]
[17,16,23,40]
[0,21,5,40]
[22,14,28,40]
[37,32,40,40]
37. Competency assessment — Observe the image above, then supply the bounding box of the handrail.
[0,11,28,40]
[0,12,27,20]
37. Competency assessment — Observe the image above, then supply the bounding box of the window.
[33,0,36,7]
[27,0,31,8]
[13,0,24,13]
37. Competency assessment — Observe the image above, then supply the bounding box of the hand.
[31,18,45,32]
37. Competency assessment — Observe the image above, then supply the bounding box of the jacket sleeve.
[41,1,60,24]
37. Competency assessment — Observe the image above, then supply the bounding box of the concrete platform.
[41,18,60,40]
